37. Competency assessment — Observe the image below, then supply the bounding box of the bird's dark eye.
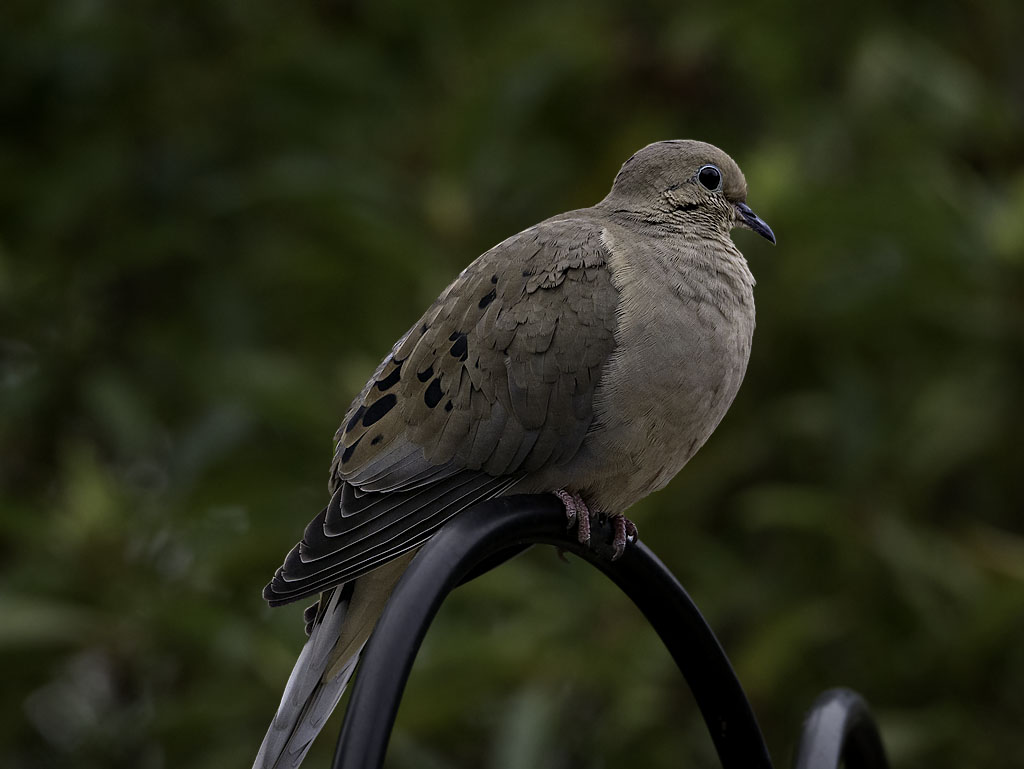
[697,164,722,191]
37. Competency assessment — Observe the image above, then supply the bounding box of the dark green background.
[2,1,1022,767]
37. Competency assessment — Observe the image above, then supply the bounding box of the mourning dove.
[254,139,775,768]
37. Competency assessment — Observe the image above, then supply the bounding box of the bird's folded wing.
[264,216,619,605]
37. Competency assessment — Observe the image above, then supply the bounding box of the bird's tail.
[253,552,415,769]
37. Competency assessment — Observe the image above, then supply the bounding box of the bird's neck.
[601,206,753,290]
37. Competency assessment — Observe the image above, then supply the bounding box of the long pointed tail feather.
[254,552,416,769]
[254,584,358,769]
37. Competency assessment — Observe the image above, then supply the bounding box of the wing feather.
[266,216,619,605]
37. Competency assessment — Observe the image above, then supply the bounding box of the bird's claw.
[609,514,639,560]
[554,489,591,544]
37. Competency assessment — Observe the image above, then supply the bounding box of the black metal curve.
[332,494,774,769]
[794,688,889,769]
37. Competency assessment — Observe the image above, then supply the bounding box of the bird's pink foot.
[553,491,639,559]
[554,489,591,544]
[609,514,639,561]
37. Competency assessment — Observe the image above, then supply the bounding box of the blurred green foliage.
[2,0,1023,767]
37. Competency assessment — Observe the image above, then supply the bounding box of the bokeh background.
[2,1,1023,767]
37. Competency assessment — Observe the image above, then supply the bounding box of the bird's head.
[603,139,775,245]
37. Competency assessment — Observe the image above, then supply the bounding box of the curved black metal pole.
[332,494,774,769]
[793,688,889,769]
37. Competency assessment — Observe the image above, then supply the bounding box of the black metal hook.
[331,494,775,769]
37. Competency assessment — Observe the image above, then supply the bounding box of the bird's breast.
[579,229,755,511]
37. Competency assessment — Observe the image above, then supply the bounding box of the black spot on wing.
[371,433,384,446]
[417,365,434,383]
[479,288,496,309]
[448,332,468,361]
[424,378,444,408]
[376,363,402,391]
[345,406,366,433]
[341,435,362,464]
[490,274,498,284]
[362,393,397,427]
[444,400,453,412]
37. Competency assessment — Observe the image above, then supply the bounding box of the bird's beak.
[734,201,776,245]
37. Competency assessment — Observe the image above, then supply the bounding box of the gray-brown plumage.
[255,139,774,768]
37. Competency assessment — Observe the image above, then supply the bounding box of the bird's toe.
[609,514,639,560]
